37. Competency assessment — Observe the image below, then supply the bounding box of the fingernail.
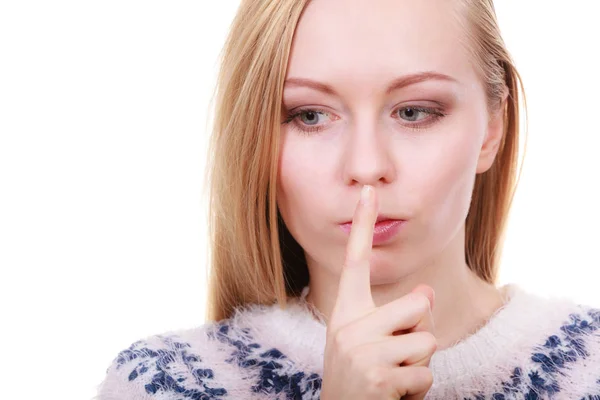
[360,185,372,206]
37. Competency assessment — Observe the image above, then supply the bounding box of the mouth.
[339,218,406,245]
[340,214,403,225]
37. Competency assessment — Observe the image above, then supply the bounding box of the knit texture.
[95,284,600,399]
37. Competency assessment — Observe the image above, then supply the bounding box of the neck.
[303,224,507,350]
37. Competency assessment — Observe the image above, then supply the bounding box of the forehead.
[287,0,475,91]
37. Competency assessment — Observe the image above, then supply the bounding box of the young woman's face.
[277,0,503,282]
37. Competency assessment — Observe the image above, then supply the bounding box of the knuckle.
[332,328,353,353]
[348,344,370,369]
[402,367,433,393]
[365,367,388,392]
[417,331,438,352]
[409,292,431,313]
[419,367,434,387]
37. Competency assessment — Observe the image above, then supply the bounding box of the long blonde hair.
[203,0,527,322]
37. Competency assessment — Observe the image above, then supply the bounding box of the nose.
[342,121,395,187]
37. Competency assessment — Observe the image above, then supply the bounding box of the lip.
[340,214,399,225]
[339,219,406,246]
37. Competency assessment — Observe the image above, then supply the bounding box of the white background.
[1,1,598,399]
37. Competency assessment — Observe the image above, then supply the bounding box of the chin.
[368,252,413,284]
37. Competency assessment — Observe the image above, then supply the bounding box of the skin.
[276,0,508,351]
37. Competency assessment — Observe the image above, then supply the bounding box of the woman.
[96,0,600,398]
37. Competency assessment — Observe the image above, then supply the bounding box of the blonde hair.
[203,0,527,322]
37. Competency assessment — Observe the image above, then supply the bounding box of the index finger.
[332,184,378,328]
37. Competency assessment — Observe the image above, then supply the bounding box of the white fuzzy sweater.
[95,284,600,399]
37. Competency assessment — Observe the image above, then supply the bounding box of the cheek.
[411,130,482,227]
[276,136,329,233]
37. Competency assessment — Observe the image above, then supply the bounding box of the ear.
[476,96,508,174]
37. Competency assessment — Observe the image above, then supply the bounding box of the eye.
[392,105,447,131]
[298,110,330,125]
[282,107,337,135]
[397,107,428,122]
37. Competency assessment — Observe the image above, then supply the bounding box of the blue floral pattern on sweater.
[114,334,228,399]
[207,322,322,399]
[464,307,600,400]
[101,304,600,399]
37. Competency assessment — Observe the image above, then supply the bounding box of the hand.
[320,185,437,400]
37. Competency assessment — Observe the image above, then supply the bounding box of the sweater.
[95,283,600,399]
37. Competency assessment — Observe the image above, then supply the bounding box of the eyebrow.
[284,71,458,96]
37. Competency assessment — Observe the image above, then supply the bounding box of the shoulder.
[95,322,233,400]
[94,300,324,400]
[506,287,600,398]
[432,285,600,399]
[548,304,600,384]
[506,298,600,399]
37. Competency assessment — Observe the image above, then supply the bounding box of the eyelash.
[282,106,447,135]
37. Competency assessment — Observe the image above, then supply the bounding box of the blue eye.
[397,107,427,122]
[283,108,334,134]
[392,106,448,131]
[299,110,323,125]
[282,105,447,135]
